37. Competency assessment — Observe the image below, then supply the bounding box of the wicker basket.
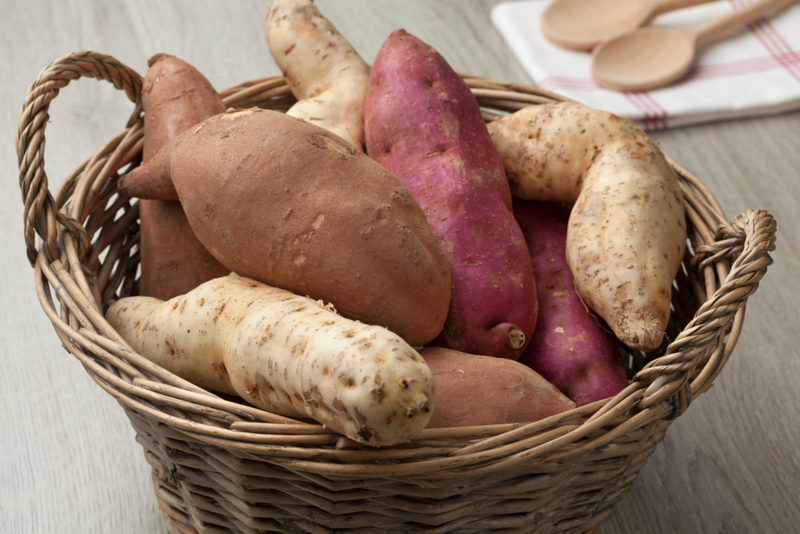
[17,51,777,534]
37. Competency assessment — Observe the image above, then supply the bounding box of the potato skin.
[420,347,575,428]
[265,0,370,151]
[365,30,538,359]
[138,54,229,300]
[122,108,451,346]
[106,274,436,446]
[488,103,686,352]
[514,200,628,406]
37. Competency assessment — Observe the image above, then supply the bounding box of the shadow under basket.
[16,51,777,534]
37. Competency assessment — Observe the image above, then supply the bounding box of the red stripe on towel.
[639,92,669,130]
[730,0,800,82]
[540,48,800,89]
[752,19,800,81]
[687,52,800,80]
[624,92,669,131]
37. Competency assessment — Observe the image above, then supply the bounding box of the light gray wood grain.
[2,1,798,533]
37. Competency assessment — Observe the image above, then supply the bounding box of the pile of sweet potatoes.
[108,0,686,445]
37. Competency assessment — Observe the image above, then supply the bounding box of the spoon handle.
[695,0,799,48]
[643,0,718,19]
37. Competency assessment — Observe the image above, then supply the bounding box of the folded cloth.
[491,0,800,131]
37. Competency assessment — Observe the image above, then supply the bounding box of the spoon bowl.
[589,0,799,91]
[541,0,716,51]
[541,0,650,50]
[591,28,697,91]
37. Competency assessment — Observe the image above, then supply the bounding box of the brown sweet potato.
[514,200,628,406]
[420,347,575,428]
[138,54,229,300]
[365,30,538,359]
[118,108,451,346]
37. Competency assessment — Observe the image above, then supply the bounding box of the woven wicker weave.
[16,51,777,534]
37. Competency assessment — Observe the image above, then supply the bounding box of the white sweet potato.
[265,0,370,151]
[487,103,687,352]
[106,274,435,446]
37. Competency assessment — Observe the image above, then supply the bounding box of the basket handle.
[632,208,777,416]
[16,51,143,266]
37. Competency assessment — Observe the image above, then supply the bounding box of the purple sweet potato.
[514,199,628,407]
[365,30,538,359]
[138,54,229,300]
[420,347,575,428]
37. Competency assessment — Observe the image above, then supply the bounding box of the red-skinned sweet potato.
[365,30,538,359]
[420,347,575,428]
[514,200,628,407]
[138,54,229,300]
[118,108,451,346]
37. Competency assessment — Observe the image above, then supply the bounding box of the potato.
[514,200,628,406]
[487,103,686,352]
[118,108,451,346]
[420,347,575,428]
[138,54,229,300]
[365,30,538,359]
[106,274,435,446]
[265,0,370,151]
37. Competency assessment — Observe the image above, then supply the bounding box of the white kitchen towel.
[491,0,800,131]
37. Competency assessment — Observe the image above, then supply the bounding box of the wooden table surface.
[2,1,798,533]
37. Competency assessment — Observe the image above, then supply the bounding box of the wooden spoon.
[541,0,717,51]
[591,0,799,91]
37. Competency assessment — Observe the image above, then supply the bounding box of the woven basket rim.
[15,51,777,478]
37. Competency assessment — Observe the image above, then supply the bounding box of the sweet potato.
[365,30,537,359]
[487,102,686,352]
[118,108,451,346]
[265,0,370,151]
[420,347,575,428]
[138,54,229,300]
[514,200,628,406]
[106,274,435,446]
